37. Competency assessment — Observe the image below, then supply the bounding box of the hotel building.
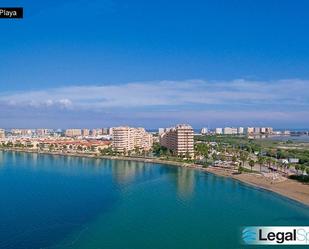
[159,124,194,158]
[112,126,153,153]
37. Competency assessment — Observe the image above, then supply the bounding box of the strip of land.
[205,167,309,206]
[1,148,309,207]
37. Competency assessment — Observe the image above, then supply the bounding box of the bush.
[289,175,309,183]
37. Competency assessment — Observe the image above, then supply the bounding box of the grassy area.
[195,135,309,166]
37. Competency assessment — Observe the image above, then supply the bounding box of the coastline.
[205,167,309,207]
[1,148,309,207]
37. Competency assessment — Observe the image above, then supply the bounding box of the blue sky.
[0,0,309,128]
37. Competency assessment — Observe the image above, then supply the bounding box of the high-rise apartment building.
[36,129,50,137]
[254,127,261,134]
[159,124,194,158]
[245,127,273,135]
[246,127,254,134]
[158,128,165,135]
[215,128,223,134]
[265,127,273,134]
[0,129,5,139]
[134,128,153,151]
[91,128,103,136]
[200,128,208,135]
[223,127,238,135]
[10,129,32,136]
[82,129,90,136]
[112,127,153,153]
[238,127,244,134]
[65,129,82,137]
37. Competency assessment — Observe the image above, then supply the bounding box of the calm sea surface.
[0,151,309,249]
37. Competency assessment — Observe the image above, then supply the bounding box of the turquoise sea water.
[0,151,309,249]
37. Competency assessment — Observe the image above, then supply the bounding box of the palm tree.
[220,154,226,162]
[134,146,140,156]
[295,164,300,175]
[240,151,248,168]
[249,159,255,172]
[185,151,191,161]
[306,167,309,176]
[300,165,306,175]
[232,154,238,170]
[257,156,265,172]
[266,157,272,171]
[285,163,291,174]
[212,153,218,161]
[271,159,277,172]
[278,162,285,173]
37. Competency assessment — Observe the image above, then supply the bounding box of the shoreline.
[1,148,309,207]
[205,167,309,207]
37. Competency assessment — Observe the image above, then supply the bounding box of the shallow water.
[0,151,308,249]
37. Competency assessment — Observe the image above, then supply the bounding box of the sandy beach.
[1,148,309,206]
[205,167,309,206]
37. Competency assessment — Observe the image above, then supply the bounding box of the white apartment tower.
[160,124,194,158]
[223,127,238,135]
[215,128,223,134]
[200,127,208,135]
[112,127,153,153]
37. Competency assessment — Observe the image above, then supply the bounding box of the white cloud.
[0,79,308,111]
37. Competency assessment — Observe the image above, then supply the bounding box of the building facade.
[36,129,50,137]
[200,128,208,135]
[223,127,238,135]
[245,127,273,135]
[82,129,90,137]
[246,127,254,134]
[238,127,244,134]
[0,129,5,139]
[215,128,223,134]
[112,126,153,153]
[65,129,82,137]
[160,124,194,158]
